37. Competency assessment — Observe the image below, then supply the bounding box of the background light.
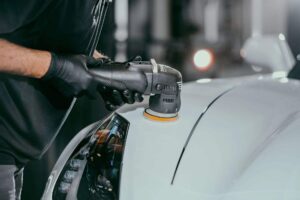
[193,49,214,70]
[278,33,285,41]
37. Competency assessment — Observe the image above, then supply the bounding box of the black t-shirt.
[0,0,103,165]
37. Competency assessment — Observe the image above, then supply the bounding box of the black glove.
[42,53,98,98]
[42,53,144,110]
[97,85,144,111]
[88,56,144,111]
[88,55,142,68]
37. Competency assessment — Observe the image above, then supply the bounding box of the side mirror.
[241,35,295,72]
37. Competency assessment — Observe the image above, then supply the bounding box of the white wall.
[262,0,288,35]
[243,0,288,40]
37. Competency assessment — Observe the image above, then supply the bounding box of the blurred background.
[22,0,300,199]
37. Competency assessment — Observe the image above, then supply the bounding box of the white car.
[42,35,300,200]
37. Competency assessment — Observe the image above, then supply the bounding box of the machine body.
[90,59,182,120]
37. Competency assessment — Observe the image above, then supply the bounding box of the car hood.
[118,75,300,200]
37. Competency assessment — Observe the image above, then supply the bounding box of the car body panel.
[41,74,300,200]
[118,76,300,200]
[118,77,236,200]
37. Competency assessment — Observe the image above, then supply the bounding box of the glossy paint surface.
[119,75,300,200]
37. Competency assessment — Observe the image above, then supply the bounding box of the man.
[0,0,142,199]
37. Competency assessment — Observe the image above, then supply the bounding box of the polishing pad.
[143,108,178,122]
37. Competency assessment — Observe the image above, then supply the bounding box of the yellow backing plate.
[143,110,178,122]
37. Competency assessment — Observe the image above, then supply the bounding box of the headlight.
[44,114,129,200]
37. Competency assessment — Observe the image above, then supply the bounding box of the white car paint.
[118,75,300,200]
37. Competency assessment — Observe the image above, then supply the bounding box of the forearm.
[0,39,51,78]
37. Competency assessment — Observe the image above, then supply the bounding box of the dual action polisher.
[90,59,182,121]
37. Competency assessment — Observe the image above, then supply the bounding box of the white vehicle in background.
[42,35,300,200]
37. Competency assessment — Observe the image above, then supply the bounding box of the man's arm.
[0,39,142,107]
[0,39,51,78]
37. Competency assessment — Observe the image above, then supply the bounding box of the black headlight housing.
[43,113,129,200]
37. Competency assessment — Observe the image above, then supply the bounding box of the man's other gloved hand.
[88,55,144,111]
[42,53,144,111]
[87,55,142,68]
[97,86,144,111]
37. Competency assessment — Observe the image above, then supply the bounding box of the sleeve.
[0,0,51,34]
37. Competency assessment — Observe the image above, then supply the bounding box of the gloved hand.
[88,55,144,111]
[42,53,97,97]
[96,86,143,111]
[88,55,142,68]
[42,53,144,110]
[41,53,98,98]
